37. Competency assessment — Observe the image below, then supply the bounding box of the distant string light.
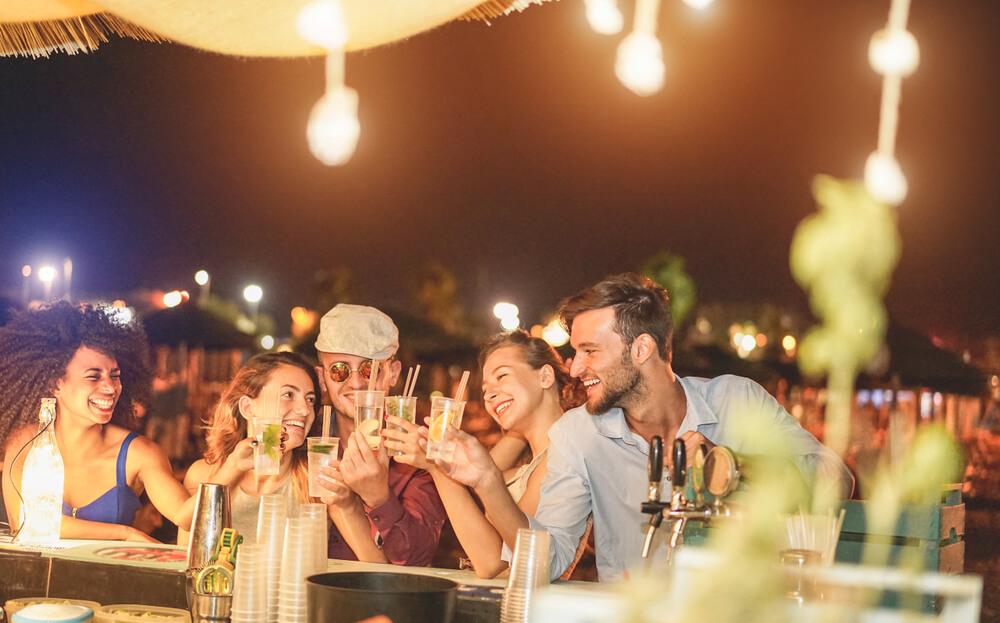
[298,0,360,166]
[584,0,624,35]
[615,0,665,96]
[865,0,917,205]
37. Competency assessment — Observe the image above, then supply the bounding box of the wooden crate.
[834,484,965,574]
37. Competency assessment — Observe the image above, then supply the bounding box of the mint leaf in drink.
[261,424,282,460]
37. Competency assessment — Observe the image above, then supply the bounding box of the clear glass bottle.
[18,398,64,543]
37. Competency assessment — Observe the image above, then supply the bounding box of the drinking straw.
[367,360,380,392]
[322,405,332,438]
[454,370,470,402]
[402,367,413,399]
[831,507,846,560]
[406,365,421,399]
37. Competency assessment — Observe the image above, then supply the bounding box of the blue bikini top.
[62,431,142,526]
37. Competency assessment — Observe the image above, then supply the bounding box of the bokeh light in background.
[615,32,665,96]
[868,28,919,77]
[307,86,361,166]
[584,0,624,35]
[194,270,210,286]
[290,306,319,338]
[864,152,908,205]
[782,334,797,356]
[243,284,263,303]
[37,266,56,283]
[493,301,520,331]
[260,335,275,349]
[542,319,570,347]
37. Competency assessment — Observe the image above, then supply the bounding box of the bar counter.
[0,541,505,623]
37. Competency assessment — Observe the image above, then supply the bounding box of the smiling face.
[568,307,643,414]
[481,345,550,432]
[317,352,400,430]
[53,346,122,426]
[241,364,317,451]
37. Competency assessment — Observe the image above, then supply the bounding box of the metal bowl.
[306,572,458,623]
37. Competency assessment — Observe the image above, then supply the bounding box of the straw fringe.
[459,0,553,24]
[0,12,169,59]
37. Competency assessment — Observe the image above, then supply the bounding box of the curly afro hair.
[0,301,153,447]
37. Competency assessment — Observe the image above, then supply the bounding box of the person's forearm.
[473,467,530,551]
[59,516,143,541]
[329,505,388,563]
[431,470,506,578]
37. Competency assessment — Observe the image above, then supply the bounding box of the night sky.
[1,1,998,345]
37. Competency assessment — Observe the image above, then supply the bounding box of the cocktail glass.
[252,417,282,476]
[425,396,466,462]
[307,437,340,497]
[354,390,385,451]
[384,396,417,457]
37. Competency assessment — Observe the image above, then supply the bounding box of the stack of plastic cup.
[230,544,266,623]
[499,529,551,623]
[277,517,322,623]
[256,494,288,623]
[297,503,328,573]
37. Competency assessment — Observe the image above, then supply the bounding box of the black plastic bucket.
[306,572,458,623]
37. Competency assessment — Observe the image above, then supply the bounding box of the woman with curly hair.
[386,329,589,578]
[179,351,321,544]
[1,302,195,541]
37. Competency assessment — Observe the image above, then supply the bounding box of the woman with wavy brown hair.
[387,329,589,578]
[1,301,194,541]
[179,351,321,544]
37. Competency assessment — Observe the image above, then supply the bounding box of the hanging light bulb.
[584,0,624,35]
[864,151,908,205]
[682,0,714,10]
[615,31,665,96]
[868,28,919,77]
[296,0,349,50]
[308,86,361,166]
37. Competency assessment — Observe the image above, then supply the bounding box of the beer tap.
[641,436,738,562]
[640,436,666,559]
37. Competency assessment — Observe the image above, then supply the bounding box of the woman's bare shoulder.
[183,458,215,487]
[2,423,38,456]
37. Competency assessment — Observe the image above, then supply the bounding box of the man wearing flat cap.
[314,304,445,566]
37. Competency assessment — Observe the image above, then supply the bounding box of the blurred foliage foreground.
[609,179,969,622]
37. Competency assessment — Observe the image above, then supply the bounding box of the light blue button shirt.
[526,374,852,582]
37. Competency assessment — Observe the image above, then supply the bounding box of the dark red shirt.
[327,461,445,567]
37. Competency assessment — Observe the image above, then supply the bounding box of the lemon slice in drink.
[357,418,381,438]
[428,414,447,443]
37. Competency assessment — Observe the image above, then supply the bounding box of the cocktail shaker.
[187,483,232,570]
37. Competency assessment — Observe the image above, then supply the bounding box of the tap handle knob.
[647,436,663,502]
[672,438,686,488]
[649,436,663,484]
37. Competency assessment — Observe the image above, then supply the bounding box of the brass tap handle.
[691,444,707,508]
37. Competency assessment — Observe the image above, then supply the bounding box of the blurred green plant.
[790,176,901,463]
[641,251,697,327]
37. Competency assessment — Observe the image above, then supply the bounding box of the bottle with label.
[18,398,65,543]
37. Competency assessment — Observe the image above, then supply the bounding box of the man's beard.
[586,349,643,415]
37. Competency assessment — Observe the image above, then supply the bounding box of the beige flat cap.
[315,304,398,360]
